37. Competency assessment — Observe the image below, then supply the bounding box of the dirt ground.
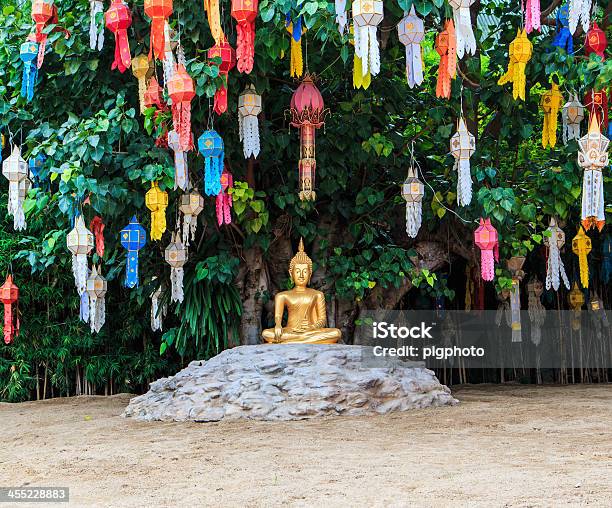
[1,385,611,507]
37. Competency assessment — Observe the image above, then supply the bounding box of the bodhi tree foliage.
[0,0,611,399]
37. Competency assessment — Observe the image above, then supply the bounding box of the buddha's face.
[291,263,311,288]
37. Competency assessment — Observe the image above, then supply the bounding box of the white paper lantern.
[2,145,29,231]
[352,0,383,77]
[450,117,475,207]
[397,7,425,88]
[67,215,94,296]
[165,232,188,303]
[401,165,424,238]
[238,85,262,159]
[86,265,107,333]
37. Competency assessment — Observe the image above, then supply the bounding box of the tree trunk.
[239,245,267,345]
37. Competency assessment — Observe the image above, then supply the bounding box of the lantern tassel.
[452,6,476,59]
[525,0,541,34]
[181,214,197,246]
[151,286,166,331]
[204,154,223,196]
[545,241,570,291]
[21,61,38,102]
[89,0,105,51]
[80,290,90,323]
[239,113,260,158]
[89,295,106,334]
[163,22,176,85]
[405,202,422,238]
[405,44,423,88]
[480,249,495,282]
[456,159,472,207]
[216,190,232,226]
[581,169,605,232]
[8,181,27,231]
[170,267,184,303]
[335,0,347,34]
[125,251,140,288]
[72,253,88,296]
[510,280,522,342]
[568,0,591,35]
[235,18,255,74]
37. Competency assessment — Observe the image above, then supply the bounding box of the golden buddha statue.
[262,239,341,344]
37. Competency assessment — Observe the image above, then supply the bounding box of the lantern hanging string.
[408,141,475,225]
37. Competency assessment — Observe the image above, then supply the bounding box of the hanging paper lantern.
[216,170,233,226]
[541,82,563,148]
[507,256,526,343]
[168,129,189,191]
[28,153,46,189]
[285,14,305,78]
[602,236,612,284]
[435,20,457,99]
[401,164,424,238]
[524,0,541,34]
[352,0,383,77]
[131,54,151,115]
[145,181,169,241]
[450,117,475,207]
[89,0,105,51]
[2,145,29,231]
[552,4,573,54]
[568,0,592,35]
[204,0,225,45]
[120,216,147,288]
[397,7,424,89]
[89,215,105,258]
[584,89,608,133]
[208,39,236,116]
[150,282,166,331]
[335,0,348,34]
[165,232,187,303]
[351,24,371,90]
[578,115,609,232]
[167,64,195,151]
[568,282,584,330]
[144,76,165,110]
[20,39,39,102]
[498,29,532,101]
[544,217,570,291]
[31,0,56,68]
[105,0,132,73]
[179,190,204,246]
[198,130,224,196]
[474,218,499,282]
[231,0,258,74]
[144,0,173,61]
[527,277,545,346]
[572,226,591,288]
[0,275,19,345]
[86,266,107,334]
[288,75,329,201]
[66,215,94,296]
[238,85,262,159]
[585,22,607,59]
[448,0,476,59]
[562,94,584,144]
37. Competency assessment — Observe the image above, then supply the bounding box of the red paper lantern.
[288,75,329,201]
[0,275,19,345]
[105,0,132,73]
[231,0,258,74]
[585,22,607,59]
[208,39,236,115]
[90,216,105,258]
[474,218,499,282]
[167,64,195,151]
[144,0,173,61]
[584,89,608,133]
[31,0,57,68]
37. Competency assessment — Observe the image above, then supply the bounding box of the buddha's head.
[289,238,312,288]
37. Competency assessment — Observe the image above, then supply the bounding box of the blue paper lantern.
[552,4,573,55]
[198,130,224,196]
[602,236,612,284]
[20,40,39,102]
[120,215,147,288]
[28,153,46,188]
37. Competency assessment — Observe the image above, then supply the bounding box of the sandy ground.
[1,385,611,507]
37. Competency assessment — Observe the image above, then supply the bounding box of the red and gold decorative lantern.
[208,39,236,115]
[231,0,258,74]
[288,75,330,201]
[474,218,499,282]
[105,0,132,73]
[0,275,19,345]
[144,0,173,61]
[585,22,607,60]
[167,65,195,151]
[584,89,608,133]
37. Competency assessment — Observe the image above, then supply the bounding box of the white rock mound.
[123,344,458,422]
